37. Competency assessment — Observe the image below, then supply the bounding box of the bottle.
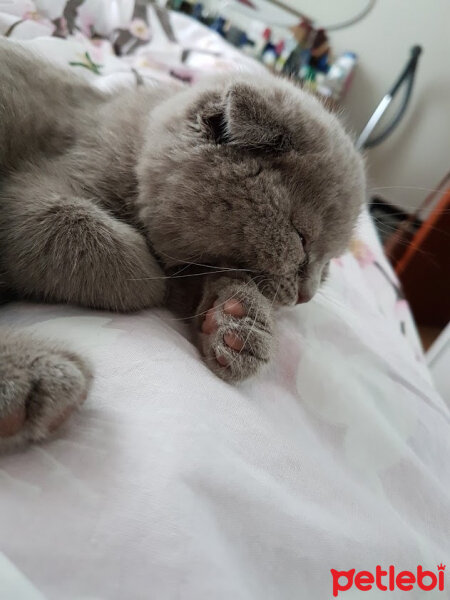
[253,27,271,59]
[275,37,297,73]
[261,39,283,68]
[318,52,357,101]
[210,16,226,37]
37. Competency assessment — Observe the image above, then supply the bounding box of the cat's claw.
[199,288,274,382]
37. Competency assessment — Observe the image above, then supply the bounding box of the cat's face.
[137,74,365,306]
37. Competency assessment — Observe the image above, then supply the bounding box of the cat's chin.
[296,292,313,304]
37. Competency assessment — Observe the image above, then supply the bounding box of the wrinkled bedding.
[1,2,449,599]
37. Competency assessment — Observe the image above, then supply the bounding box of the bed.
[1,2,449,599]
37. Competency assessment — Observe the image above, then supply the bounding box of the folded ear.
[199,82,293,152]
[198,96,229,145]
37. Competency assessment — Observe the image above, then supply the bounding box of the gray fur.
[196,276,275,382]
[0,39,365,448]
[0,329,92,451]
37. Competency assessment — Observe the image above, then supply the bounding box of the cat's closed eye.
[292,224,305,246]
[297,256,308,275]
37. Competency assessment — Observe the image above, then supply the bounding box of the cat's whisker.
[127,268,256,281]
[169,255,204,277]
[315,287,348,309]
[254,279,274,304]
[238,280,278,358]
[241,278,276,357]
[369,220,443,259]
[371,209,450,217]
[226,295,258,366]
[370,213,450,239]
[270,278,282,311]
[369,185,447,195]
[241,303,260,359]
[157,249,260,274]
[164,275,262,322]
[226,276,279,366]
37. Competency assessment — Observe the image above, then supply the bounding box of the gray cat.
[0,39,365,450]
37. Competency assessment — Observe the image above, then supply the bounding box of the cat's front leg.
[0,329,92,452]
[194,276,275,382]
[1,172,166,312]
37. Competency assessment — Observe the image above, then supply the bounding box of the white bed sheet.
[0,213,449,600]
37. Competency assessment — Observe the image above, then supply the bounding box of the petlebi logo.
[330,564,446,597]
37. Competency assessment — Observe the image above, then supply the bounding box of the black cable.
[364,75,413,147]
[364,46,422,148]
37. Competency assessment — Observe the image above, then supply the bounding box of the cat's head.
[137,73,365,306]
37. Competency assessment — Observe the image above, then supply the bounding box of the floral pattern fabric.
[1,0,265,86]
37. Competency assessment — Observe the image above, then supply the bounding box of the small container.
[319,52,357,101]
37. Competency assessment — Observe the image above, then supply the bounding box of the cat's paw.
[199,287,274,382]
[0,347,91,452]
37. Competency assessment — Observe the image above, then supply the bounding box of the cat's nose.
[296,291,312,304]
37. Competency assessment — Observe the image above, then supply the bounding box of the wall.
[329,0,450,212]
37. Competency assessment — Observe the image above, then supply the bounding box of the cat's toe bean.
[215,332,245,367]
[0,406,26,438]
[201,308,217,334]
[223,332,244,351]
[201,298,246,335]
[216,354,229,367]
[222,298,245,317]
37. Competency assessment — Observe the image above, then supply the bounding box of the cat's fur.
[0,39,365,449]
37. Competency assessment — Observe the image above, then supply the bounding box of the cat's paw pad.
[0,351,91,451]
[200,294,274,382]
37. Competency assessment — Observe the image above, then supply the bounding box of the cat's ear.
[224,82,293,151]
[198,82,293,151]
[198,99,229,145]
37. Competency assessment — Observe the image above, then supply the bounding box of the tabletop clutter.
[167,0,357,102]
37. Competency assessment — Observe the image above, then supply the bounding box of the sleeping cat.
[0,39,365,449]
